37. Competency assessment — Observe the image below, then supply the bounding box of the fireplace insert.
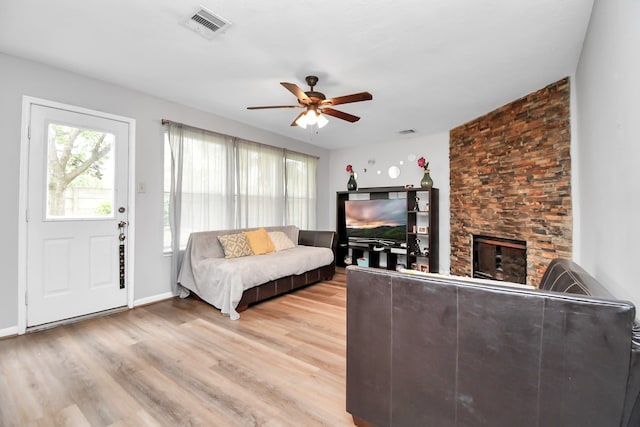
[472,235,526,284]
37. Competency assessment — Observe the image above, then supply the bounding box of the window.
[47,123,115,219]
[285,151,317,229]
[163,124,317,251]
[235,140,285,228]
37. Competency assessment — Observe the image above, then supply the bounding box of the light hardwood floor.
[0,269,353,427]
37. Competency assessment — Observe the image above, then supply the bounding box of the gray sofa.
[178,226,336,319]
[346,259,640,426]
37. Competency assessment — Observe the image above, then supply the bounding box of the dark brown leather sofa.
[178,227,336,318]
[236,229,337,310]
[346,259,640,426]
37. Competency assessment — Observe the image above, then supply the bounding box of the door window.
[45,123,115,219]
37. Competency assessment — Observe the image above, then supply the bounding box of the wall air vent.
[183,6,231,40]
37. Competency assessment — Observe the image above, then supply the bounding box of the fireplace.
[449,78,572,286]
[473,235,526,284]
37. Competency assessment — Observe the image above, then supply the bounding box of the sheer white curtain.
[235,140,285,228]
[285,150,317,229]
[166,123,234,291]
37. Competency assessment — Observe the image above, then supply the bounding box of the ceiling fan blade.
[247,105,301,110]
[290,111,306,127]
[323,92,373,106]
[281,82,311,104]
[321,108,361,123]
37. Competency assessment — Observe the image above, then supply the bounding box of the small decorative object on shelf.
[414,195,420,211]
[346,164,357,191]
[420,171,433,189]
[417,156,433,189]
[414,238,422,256]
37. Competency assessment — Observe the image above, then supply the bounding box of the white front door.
[26,104,130,327]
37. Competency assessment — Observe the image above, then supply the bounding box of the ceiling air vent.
[399,129,417,135]
[183,6,231,40]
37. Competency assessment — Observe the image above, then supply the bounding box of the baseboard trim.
[0,326,19,339]
[134,292,176,307]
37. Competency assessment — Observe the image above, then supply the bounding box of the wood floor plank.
[52,329,149,425]
[107,410,165,427]
[1,331,72,423]
[0,269,353,426]
[51,404,93,427]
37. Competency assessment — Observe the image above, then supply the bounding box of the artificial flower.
[417,156,429,170]
[346,164,353,173]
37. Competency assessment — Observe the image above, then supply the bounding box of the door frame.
[18,96,136,334]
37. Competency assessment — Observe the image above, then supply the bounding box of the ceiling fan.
[247,75,373,128]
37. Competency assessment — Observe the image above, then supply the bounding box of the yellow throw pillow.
[217,233,253,258]
[244,228,275,255]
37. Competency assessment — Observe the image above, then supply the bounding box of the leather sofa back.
[540,258,615,298]
[347,265,639,426]
[298,229,337,251]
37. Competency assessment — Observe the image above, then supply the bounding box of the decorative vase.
[347,172,358,191]
[420,170,433,189]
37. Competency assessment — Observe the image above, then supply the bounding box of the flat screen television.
[344,198,406,244]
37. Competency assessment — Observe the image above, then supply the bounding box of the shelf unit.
[336,186,439,273]
[406,188,439,273]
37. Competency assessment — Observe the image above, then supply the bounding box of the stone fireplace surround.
[449,78,572,286]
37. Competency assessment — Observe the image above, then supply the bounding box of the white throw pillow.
[268,231,296,251]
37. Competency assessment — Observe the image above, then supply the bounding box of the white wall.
[0,52,331,332]
[574,0,640,305]
[329,132,451,273]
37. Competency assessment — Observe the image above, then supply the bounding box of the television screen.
[345,198,406,243]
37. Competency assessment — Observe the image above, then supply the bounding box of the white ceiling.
[0,0,594,150]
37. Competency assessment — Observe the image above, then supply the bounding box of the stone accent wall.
[449,78,572,285]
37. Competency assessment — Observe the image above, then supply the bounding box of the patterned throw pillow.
[268,231,296,251]
[243,228,276,255]
[217,233,253,259]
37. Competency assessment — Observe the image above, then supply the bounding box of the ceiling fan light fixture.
[317,113,329,128]
[305,109,318,125]
[295,114,308,128]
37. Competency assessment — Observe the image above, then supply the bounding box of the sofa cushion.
[268,231,296,251]
[244,228,275,255]
[217,233,253,258]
